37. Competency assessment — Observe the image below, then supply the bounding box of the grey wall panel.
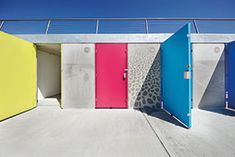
[128,44,161,113]
[193,44,225,109]
[62,44,95,108]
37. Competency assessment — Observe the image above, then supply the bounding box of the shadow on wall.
[197,50,235,116]
[132,51,187,128]
[199,51,225,110]
[133,52,161,114]
[37,50,61,100]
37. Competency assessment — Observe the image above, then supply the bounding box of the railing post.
[193,20,199,33]
[45,20,51,34]
[0,21,4,30]
[96,19,99,34]
[145,19,149,34]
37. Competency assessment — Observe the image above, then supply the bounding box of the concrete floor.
[147,108,235,157]
[0,99,235,157]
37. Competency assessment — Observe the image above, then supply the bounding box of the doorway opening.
[36,44,61,107]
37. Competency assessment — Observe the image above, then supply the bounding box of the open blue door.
[161,24,192,128]
[225,41,235,110]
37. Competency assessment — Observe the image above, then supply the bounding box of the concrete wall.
[61,44,161,109]
[62,44,95,108]
[37,50,61,100]
[192,44,225,109]
[128,44,161,112]
[61,43,226,110]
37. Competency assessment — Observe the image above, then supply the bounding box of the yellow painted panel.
[0,31,36,121]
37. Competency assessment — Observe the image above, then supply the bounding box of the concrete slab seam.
[142,113,171,157]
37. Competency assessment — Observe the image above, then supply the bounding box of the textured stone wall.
[128,44,161,113]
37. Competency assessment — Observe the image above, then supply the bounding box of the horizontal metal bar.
[1,17,235,21]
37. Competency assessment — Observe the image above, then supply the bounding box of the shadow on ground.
[138,108,187,128]
[37,94,61,107]
[48,94,61,104]
[200,107,235,116]
[132,50,187,128]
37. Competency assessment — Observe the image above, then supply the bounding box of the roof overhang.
[14,33,235,44]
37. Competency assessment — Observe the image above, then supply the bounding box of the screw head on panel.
[84,47,90,53]
[214,47,220,53]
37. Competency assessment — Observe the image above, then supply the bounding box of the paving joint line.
[142,112,171,157]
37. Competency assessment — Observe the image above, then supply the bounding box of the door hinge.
[187,34,191,38]
[226,101,228,108]
[161,101,163,109]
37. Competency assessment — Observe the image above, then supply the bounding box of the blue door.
[225,41,235,110]
[161,24,192,128]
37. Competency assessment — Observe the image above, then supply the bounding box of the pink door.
[95,44,128,108]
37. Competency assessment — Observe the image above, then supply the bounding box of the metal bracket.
[184,71,191,79]
[160,101,163,109]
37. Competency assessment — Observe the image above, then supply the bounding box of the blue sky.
[1,0,235,33]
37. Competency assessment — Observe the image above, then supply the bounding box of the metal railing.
[0,17,235,34]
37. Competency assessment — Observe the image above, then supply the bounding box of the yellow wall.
[0,31,36,121]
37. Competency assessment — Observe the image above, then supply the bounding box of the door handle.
[123,73,127,79]
[123,69,128,79]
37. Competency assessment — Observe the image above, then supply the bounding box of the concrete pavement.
[0,98,235,157]
[0,100,168,157]
[145,108,235,157]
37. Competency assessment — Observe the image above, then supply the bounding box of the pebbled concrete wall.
[128,44,161,112]
[192,44,225,109]
[62,44,95,108]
